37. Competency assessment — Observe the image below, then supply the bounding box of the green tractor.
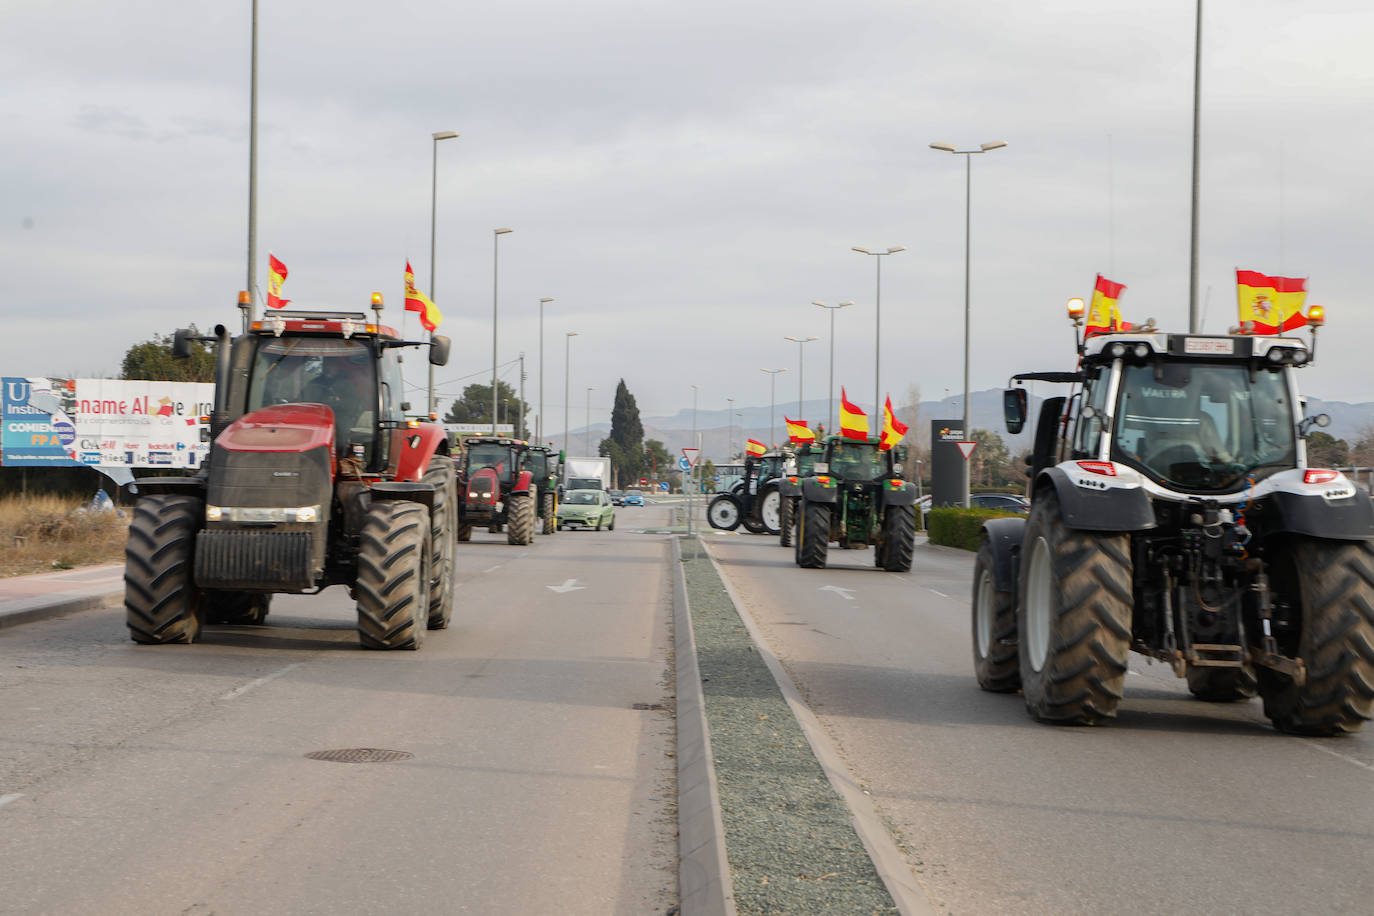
[792,436,918,571]
[777,442,823,548]
[525,445,562,535]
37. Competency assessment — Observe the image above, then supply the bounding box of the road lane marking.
[0,793,22,809]
[819,585,856,601]
[220,663,303,701]
[483,565,503,573]
[1302,739,1374,773]
[547,579,586,594]
[926,587,949,598]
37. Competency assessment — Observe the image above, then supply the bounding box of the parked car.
[971,493,1030,513]
[609,489,625,506]
[558,489,616,530]
[622,491,645,506]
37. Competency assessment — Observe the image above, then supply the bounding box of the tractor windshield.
[1112,361,1295,491]
[525,451,548,480]
[828,440,885,481]
[467,443,515,483]
[246,337,377,457]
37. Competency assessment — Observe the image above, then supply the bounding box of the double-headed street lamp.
[851,246,905,421]
[537,297,554,443]
[760,368,787,446]
[564,331,578,450]
[783,335,818,421]
[812,300,853,436]
[491,227,514,434]
[930,140,1007,507]
[428,130,458,416]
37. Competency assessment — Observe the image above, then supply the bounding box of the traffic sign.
[659,481,669,492]
[639,477,648,485]
[681,447,700,467]
[677,456,692,471]
[956,441,978,460]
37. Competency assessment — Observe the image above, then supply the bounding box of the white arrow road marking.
[819,585,856,601]
[546,579,586,594]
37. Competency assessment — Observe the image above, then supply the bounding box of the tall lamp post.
[428,130,459,416]
[491,227,514,434]
[851,246,905,422]
[782,335,818,420]
[930,140,1007,507]
[726,396,735,459]
[811,300,853,436]
[584,387,595,456]
[537,297,554,442]
[760,368,787,446]
[563,332,578,451]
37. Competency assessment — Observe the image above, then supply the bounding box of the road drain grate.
[305,748,414,764]
[632,702,666,711]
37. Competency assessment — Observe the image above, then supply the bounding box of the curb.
[673,535,737,916]
[0,589,123,631]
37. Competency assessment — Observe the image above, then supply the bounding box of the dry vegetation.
[0,495,130,577]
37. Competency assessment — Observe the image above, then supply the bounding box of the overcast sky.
[5,0,1372,436]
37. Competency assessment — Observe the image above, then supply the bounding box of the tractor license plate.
[1184,337,1233,355]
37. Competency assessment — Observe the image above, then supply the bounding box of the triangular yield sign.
[956,441,977,460]
[681,448,700,467]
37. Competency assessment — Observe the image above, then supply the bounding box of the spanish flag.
[1084,275,1124,336]
[1237,270,1306,334]
[404,261,443,332]
[880,396,909,451]
[745,438,766,457]
[267,254,290,309]
[839,388,868,441]
[784,417,815,444]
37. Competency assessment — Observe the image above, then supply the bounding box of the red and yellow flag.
[267,254,290,309]
[839,387,869,441]
[784,417,815,444]
[880,396,909,451]
[1084,275,1125,336]
[1237,270,1307,334]
[745,438,766,457]
[404,261,443,332]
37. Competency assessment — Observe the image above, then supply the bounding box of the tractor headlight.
[1132,342,1150,358]
[1108,342,1126,358]
[206,505,223,521]
[206,505,321,523]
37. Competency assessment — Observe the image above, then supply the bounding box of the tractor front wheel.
[355,501,431,650]
[972,538,1020,692]
[422,456,457,629]
[542,492,557,535]
[779,496,795,547]
[880,505,916,572]
[507,492,535,545]
[758,485,782,535]
[125,494,204,645]
[796,500,830,569]
[707,494,743,531]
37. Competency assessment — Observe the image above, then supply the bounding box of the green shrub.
[927,507,1022,551]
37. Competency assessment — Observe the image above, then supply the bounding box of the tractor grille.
[209,443,331,509]
[195,529,314,591]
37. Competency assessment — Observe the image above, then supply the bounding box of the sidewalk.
[0,564,124,630]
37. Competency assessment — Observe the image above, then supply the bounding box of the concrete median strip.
[0,566,124,630]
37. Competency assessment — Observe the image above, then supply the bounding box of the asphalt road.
[703,531,1374,915]
[0,504,677,915]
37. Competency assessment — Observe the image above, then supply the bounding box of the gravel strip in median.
[681,540,898,915]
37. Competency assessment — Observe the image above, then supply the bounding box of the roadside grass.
[0,495,129,577]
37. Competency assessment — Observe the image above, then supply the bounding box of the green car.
[558,489,616,531]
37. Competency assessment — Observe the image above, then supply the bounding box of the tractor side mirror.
[429,335,451,367]
[171,328,194,360]
[1004,388,1028,434]
[894,445,908,463]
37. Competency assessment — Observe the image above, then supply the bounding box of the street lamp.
[564,331,578,451]
[812,300,853,437]
[852,246,905,422]
[930,140,1007,507]
[760,368,787,446]
[491,227,514,434]
[782,335,819,420]
[585,386,595,456]
[428,130,459,416]
[537,297,554,442]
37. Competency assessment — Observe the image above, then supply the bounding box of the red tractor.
[123,298,456,650]
[455,436,537,545]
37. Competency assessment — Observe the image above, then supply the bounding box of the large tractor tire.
[541,492,557,535]
[204,591,271,626]
[779,496,795,547]
[1259,538,1374,735]
[422,456,457,630]
[1186,664,1258,702]
[707,494,743,531]
[796,500,831,569]
[125,494,204,645]
[758,485,782,536]
[355,501,431,650]
[507,492,535,545]
[1017,493,1132,725]
[880,505,916,572]
[972,537,1020,692]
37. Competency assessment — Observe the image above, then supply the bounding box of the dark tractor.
[973,313,1374,734]
[792,436,918,571]
[124,300,456,650]
[707,450,787,535]
[456,436,537,545]
[525,444,562,535]
[778,443,823,548]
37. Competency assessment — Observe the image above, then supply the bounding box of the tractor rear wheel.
[204,591,271,626]
[1260,538,1374,735]
[422,456,457,630]
[542,492,557,535]
[125,494,204,645]
[972,538,1020,692]
[880,504,916,572]
[355,501,431,650]
[1017,492,1132,725]
[707,494,743,531]
[507,492,535,545]
[779,496,795,547]
[758,485,782,535]
[797,500,830,569]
